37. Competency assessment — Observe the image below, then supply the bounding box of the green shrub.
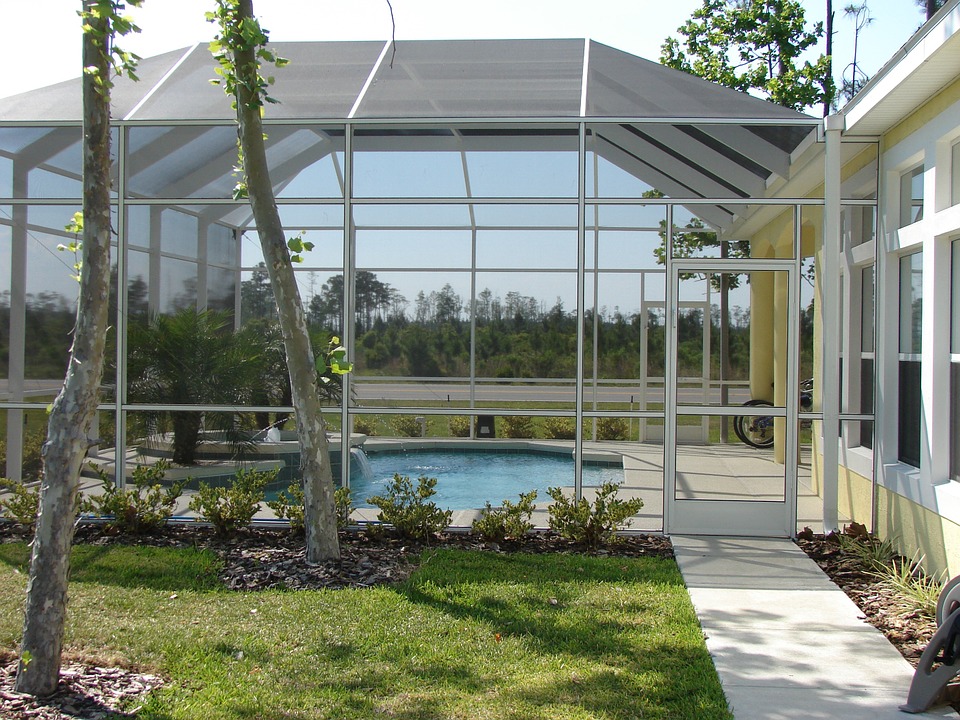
[595,417,629,441]
[0,479,40,529]
[448,416,471,438]
[391,414,426,437]
[871,552,946,619]
[352,415,381,436]
[499,415,534,438]
[546,481,644,550]
[0,427,48,482]
[472,490,538,542]
[837,532,899,572]
[188,467,275,537]
[334,486,353,529]
[542,417,576,440]
[266,481,305,533]
[81,461,184,534]
[267,482,354,532]
[367,474,452,541]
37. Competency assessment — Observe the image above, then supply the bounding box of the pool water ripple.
[351,450,624,510]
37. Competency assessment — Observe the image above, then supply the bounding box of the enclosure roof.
[0,39,815,124]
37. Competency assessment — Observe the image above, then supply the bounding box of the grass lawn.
[0,544,731,719]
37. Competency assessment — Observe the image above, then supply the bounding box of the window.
[952,142,960,208]
[860,266,875,449]
[899,252,922,468]
[899,166,923,228]
[951,240,960,481]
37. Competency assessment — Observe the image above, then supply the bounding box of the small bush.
[367,474,452,541]
[352,415,381,436]
[499,415,534,438]
[267,482,354,533]
[391,415,426,438]
[189,467,275,537]
[448,416,470,438]
[837,532,899,572]
[871,552,945,619]
[546,481,644,550]
[266,481,305,534]
[542,417,576,440]
[81,461,184,535]
[334,486,353,529]
[0,479,40,530]
[472,490,538,543]
[0,427,47,482]
[595,417,629,441]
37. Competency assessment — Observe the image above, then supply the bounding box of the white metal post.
[821,115,844,534]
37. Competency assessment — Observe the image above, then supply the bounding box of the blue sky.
[2,0,933,101]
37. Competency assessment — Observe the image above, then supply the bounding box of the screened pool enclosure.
[0,39,874,536]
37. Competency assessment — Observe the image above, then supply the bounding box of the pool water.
[351,450,624,510]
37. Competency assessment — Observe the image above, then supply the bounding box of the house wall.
[867,73,960,578]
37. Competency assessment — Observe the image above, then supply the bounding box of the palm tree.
[127,309,260,464]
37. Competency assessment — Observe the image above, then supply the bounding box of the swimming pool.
[350,449,624,510]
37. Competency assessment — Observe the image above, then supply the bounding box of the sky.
[1,0,934,101]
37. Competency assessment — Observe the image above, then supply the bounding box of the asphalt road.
[350,381,752,406]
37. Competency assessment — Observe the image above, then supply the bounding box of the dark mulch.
[795,529,939,667]
[0,521,945,717]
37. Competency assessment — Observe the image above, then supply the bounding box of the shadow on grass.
[0,543,222,593]
[391,548,729,719]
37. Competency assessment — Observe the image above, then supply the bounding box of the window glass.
[899,252,922,468]
[861,266,875,352]
[899,166,923,227]
[900,253,922,355]
[952,142,960,208]
[842,205,876,249]
[953,240,960,355]
[952,239,960,480]
[952,361,959,481]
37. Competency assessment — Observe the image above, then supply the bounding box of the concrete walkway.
[672,536,958,720]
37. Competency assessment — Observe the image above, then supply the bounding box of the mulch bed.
[0,522,944,718]
[795,528,940,667]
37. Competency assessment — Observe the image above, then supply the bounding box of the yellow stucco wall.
[810,441,874,528]
[837,464,873,527]
[811,443,959,578]
[877,487,960,579]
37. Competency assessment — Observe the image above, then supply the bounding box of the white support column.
[6,166,28,482]
[822,115,844,534]
[574,122,586,499]
[921,234,951,483]
[340,125,354,489]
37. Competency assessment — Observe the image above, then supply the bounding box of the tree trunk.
[232,0,340,562]
[15,2,113,696]
[172,413,202,465]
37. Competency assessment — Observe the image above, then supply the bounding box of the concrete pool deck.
[80,437,840,533]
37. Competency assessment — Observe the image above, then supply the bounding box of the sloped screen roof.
[356,39,585,118]
[0,38,816,126]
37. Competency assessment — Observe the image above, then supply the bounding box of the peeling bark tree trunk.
[15,3,113,697]
[231,0,340,562]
